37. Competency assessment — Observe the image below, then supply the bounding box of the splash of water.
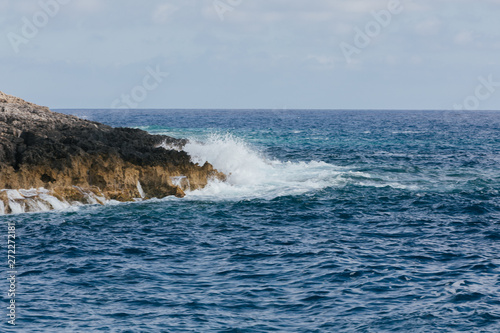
[0,188,107,215]
[181,133,345,200]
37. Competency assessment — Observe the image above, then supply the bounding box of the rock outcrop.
[0,91,225,214]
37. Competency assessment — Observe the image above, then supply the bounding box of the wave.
[181,133,346,200]
[0,188,109,215]
[179,133,423,200]
[0,133,420,215]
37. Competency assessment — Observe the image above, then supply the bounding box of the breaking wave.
[181,133,352,200]
[0,188,111,216]
[0,133,420,215]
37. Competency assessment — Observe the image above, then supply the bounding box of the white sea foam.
[180,133,345,200]
[6,190,24,200]
[157,141,182,152]
[137,181,145,199]
[0,133,421,215]
[0,188,107,215]
[8,200,25,215]
[39,193,72,211]
[176,133,422,201]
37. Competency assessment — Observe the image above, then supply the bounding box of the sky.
[1,0,499,110]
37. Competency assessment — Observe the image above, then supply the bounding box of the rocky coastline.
[0,91,225,214]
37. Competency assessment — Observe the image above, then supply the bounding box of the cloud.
[306,54,336,70]
[71,0,105,13]
[454,31,473,45]
[1,0,500,109]
[414,18,441,36]
[152,3,179,24]
[0,0,8,10]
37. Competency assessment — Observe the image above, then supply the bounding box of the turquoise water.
[2,110,500,332]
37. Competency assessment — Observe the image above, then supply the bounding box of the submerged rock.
[0,91,225,214]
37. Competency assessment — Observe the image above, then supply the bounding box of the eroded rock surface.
[0,91,224,214]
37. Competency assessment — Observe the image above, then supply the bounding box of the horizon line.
[53,108,500,112]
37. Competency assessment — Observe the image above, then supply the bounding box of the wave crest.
[182,133,343,200]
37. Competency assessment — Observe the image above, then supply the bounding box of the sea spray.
[0,188,106,215]
[181,133,346,200]
[183,133,271,185]
[177,133,424,200]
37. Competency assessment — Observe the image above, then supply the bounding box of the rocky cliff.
[0,91,225,214]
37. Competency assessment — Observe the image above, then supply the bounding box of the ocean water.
[2,110,500,332]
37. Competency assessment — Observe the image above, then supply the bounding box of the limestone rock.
[0,91,225,214]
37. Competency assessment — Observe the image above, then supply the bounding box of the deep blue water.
[2,110,500,332]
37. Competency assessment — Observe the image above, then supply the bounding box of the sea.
[2,109,500,332]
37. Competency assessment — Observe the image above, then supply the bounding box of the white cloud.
[1,0,500,109]
[414,18,441,35]
[306,54,336,69]
[152,3,179,24]
[332,0,389,13]
[0,0,8,11]
[409,55,423,65]
[71,0,104,13]
[454,31,473,45]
